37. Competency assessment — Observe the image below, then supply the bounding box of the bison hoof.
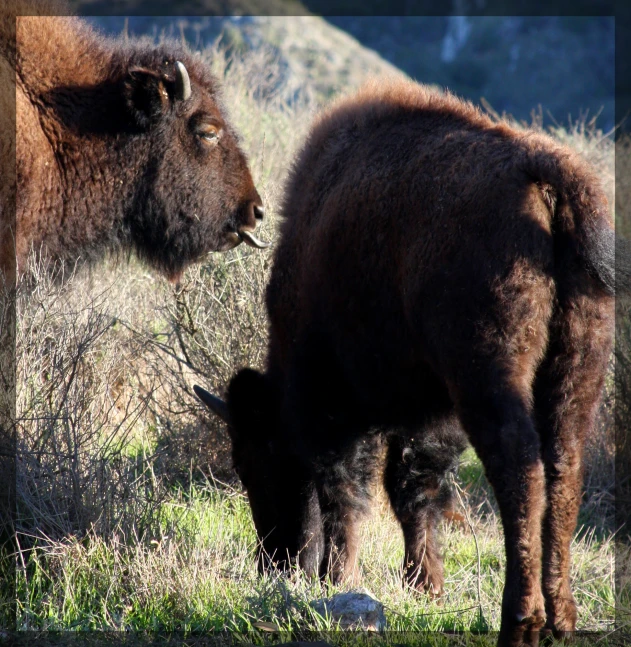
[498,610,546,647]
[542,623,575,643]
[498,626,542,647]
[543,595,577,638]
[540,627,574,645]
[424,582,443,601]
[403,573,444,600]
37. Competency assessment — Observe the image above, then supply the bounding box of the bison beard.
[196,78,615,647]
[6,14,268,283]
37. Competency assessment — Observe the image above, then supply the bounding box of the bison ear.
[227,369,278,442]
[124,67,169,129]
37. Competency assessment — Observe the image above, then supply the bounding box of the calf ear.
[227,369,277,441]
[124,67,169,128]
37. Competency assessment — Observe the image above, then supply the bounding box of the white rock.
[310,588,386,631]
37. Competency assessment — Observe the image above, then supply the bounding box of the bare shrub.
[15,257,170,545]
[140,253,274,484]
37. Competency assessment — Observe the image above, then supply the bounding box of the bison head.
[120,50,268,281]
[194,370,323,577]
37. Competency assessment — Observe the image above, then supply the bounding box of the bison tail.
[523,138,630,296]
[569,208,616,295]
[574,224,631,297]
[559,195,631,298]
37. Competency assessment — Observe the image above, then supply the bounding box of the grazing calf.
[196,78,615,646]
[3,12,267,284]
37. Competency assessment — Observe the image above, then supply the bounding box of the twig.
[384,602,481,619]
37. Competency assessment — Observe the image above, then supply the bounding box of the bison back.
[268,79,610,410]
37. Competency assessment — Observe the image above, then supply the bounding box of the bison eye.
[197,127,220,144]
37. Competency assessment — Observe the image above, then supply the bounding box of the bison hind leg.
[534,292,613,638]
[384,417,465,598]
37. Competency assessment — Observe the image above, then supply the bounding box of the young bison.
[5,13,267,283]
[195,79,615,646]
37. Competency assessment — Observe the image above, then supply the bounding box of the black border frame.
[1,1,628,645]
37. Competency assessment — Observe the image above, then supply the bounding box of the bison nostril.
[254,204,265,221]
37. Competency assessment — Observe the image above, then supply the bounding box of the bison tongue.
[239,229,271,249]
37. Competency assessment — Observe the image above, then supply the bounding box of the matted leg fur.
[384,420,465,597]
[314,435,382,585]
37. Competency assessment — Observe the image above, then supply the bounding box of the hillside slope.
[81,9,614,132]
[85,14,407,104]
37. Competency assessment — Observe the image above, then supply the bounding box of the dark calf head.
[122,50,269,280]
[194,370,323,576]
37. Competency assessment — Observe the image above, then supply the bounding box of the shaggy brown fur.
[197,78,615,646]
[4,12,264,283]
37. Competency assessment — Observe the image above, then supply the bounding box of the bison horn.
[174,61,192,101]
[193,385,231,424]
[239,230,272,249]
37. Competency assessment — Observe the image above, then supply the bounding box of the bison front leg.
[314,436,381,586]
[384,424,464,597]
[318,492,363,586]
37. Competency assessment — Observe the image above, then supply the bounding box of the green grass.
[14,464,615,635]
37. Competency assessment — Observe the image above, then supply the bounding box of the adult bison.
[195,79,615,645]
[5,13,267,283]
